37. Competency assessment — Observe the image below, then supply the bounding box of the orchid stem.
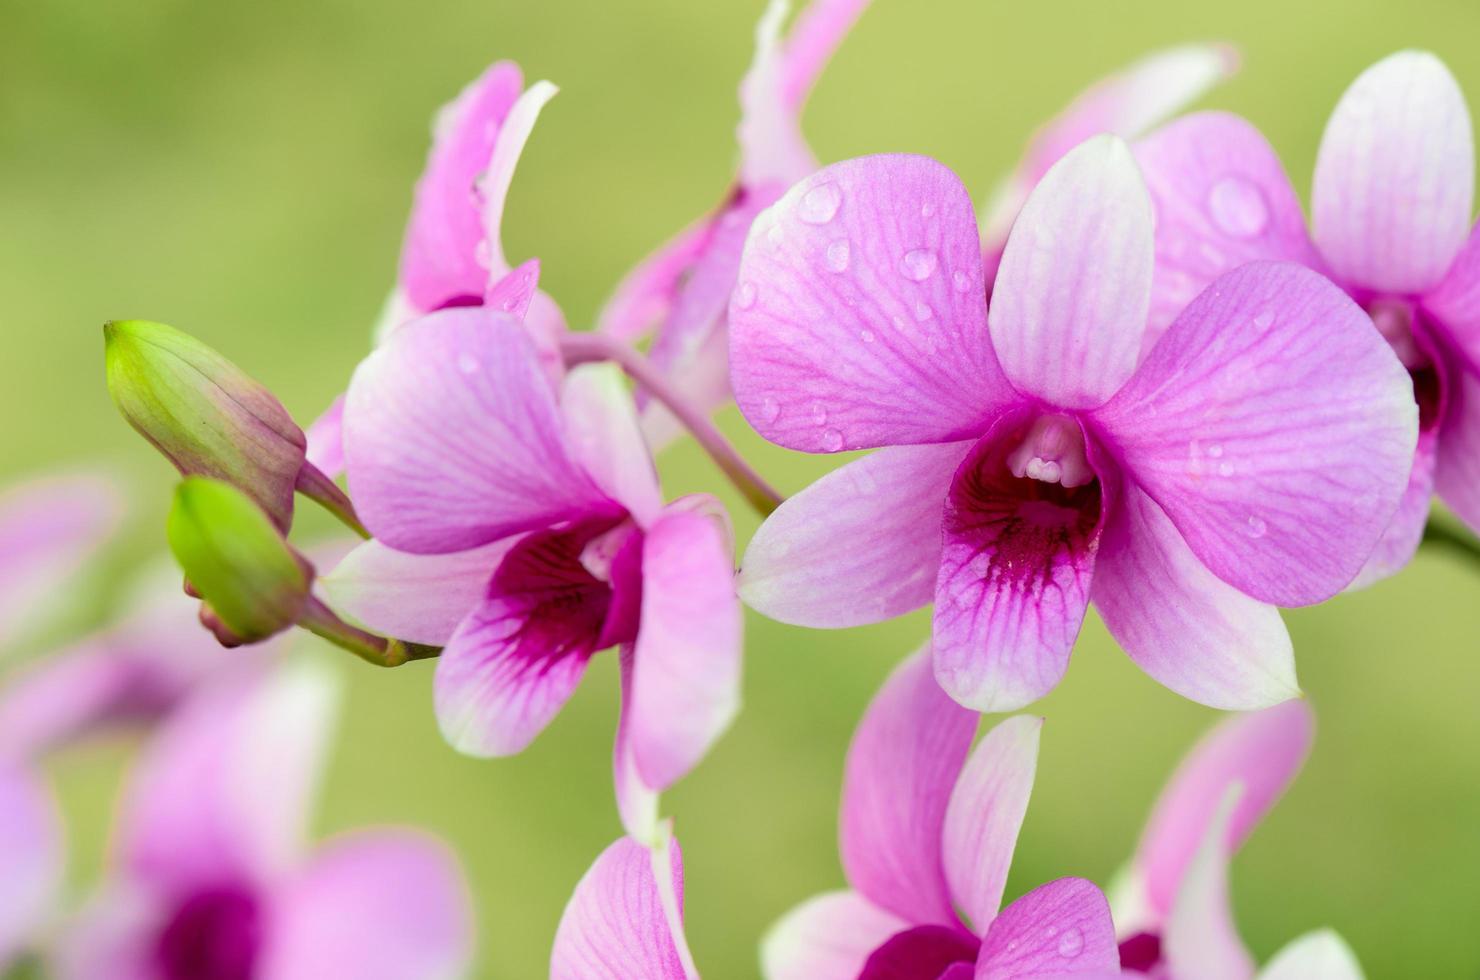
[558,332,784,517]
[296,462,369,539]
[1421,519,1480,568]
[297,597,439,667]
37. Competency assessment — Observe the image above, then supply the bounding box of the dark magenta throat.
[156,884,263,980]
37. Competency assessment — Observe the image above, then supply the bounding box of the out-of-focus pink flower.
[978,45,1239,286]
[0,761,61,972]
[550,832,696,980]
[597,0,871,445]
[53,663,473,980]
[1135,50,1479,586]
[762,649,1119,979]
[327,309,741,839]
[1109,701,1360,978]
[732,137,1417,712]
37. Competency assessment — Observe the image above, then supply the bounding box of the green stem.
[297,597,439,667]
[296,462,369,538]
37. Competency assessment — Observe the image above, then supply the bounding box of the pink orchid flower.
[324,308,741,838]
[763,649,1119,979]
[55,663,472,980]
[550,833,697,980]
[1133,50,1480,586]
[597,0,870,445]
[0,760,60,972]
[306,65,563,478]
[731,135,1417,712]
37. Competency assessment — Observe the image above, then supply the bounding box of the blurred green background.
[4,0,1480,976]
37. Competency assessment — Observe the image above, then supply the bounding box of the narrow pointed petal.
[738,0,814,187]
[988,134,1155,409]
[344,309,610,554]
[1423,222,1480,373]
[551,836,690,980]
[1134,111,1324,346]
[740,441,970,627]
[1258,930,1364,980]
[614,646,659,842]
[484,257,541,319]
[262,832,473,980]
[628,504,741,791]
[761,891,908,980]
[974,878,1119,979]
[731,155,1013,452]
[1163,788,1256,980]
[779,0,872,111]
[598,222,714,342]
[304,394,346,480]
[1095,261,1417,606]
[1092,484,1297,709]
[941,715,1041,932]
[841,648,977,925]
[1313,51,1474,294]
[0,762,60,967]
[1435,368,1480,531]
[317,539,511,646]
[478,81,559,279]
[562,363,662,526]
[1349,425,1438,588]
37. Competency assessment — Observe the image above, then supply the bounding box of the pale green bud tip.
[104,320,307,532]
[167,477,310,644]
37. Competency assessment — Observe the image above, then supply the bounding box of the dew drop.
[1207,443,1224,459]
[859,329,875,343]
[1056,928,1084,958]
[1245,515,1268,538]
[825,239,851,272]
[1207,176,1270,238]
[1253,310,1275,332]
[899,248,938,282]
[799,182,842,224]
[820,428,844,451]
[952,269,971,294]
[760,395,780,422]
[735,282,758,310]
[457,353,480,375]
[920,201,936,219]
[914,301,933,323]
[810,402,829,426]
[1218,461,1235,477]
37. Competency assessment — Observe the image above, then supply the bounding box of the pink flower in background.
[326,308,741,838]
[550,834,696,980]
[732,136,1416,712]
[0,761,60,972]
[763,649,1120,979]
[1134,50,1480,586]
[597,0,871,444]
[55,663,473,980]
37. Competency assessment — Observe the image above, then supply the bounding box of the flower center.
[858,924,981,980]
[1117,931,1164,973]
[155,884,262,980]
[1367,298,1442,431]
[1004,414,1094,489]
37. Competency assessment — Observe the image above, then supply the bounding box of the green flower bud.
[105,319,306,531]
[167,477,310,644]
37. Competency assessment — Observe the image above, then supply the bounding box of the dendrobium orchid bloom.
[598,0,870,444]
[55,664,472,980]
[732,136,1417,712]
[1133,50,1480,585]
[324,308,741,839]
[0,761,59,973]
[763,649,1120,979]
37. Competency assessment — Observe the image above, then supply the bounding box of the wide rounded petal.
[730,155,1012,452]
[1092,484,1298,709]
[1135,111,1324,346]
[1162,789,1256,980]
[628,503,742,791]
[551,836,690,980]
[1258,930,1364,980]
[739,441,970,628]
[761,891,908,980]
[1095,261,1417,606]
[1313,51,1474,294]
[0,762,60,966]
[261,831,473,980]
[988,134,1154,409]
[974,877,1119,979]
[344,309,611,554]
[841,648,977,926]
[317,539,510,646]
[562,363,663,526]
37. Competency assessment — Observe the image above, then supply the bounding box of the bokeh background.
[5,0,1480,975]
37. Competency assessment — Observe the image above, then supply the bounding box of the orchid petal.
[1163,787,1256,980]
[262,831,473,980]
[1313,51,1474,294]
[841,648,977,925]
[974,877,1120,979]
[484,257,542,319]
[562,363,663,526]
[1424,221,1480,373]
[1258,930,1364,980]
[598,222,715,342]
[738,0,814,187]
[1435,368,1480,531]
[1348,424,1438,588]
[859,925,979,979]
[779,0,872,111]
[730,155,1012,451]
[740,441,970,627]
[988,134,1154,409]
[551,836,690,980]
[478,80,558,279]
[52,885,160,980]
[1093,484,1297,709]
[761,891,908,980]
[304,394,346,480]
[0,762,59,966]
[344,309,610,554]
[1095,261,1417,606]
[614,646,660,842]
[317,539,511,646]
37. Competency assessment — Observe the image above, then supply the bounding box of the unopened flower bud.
[105,319,306,531]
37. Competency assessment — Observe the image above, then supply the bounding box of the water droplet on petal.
[1253,310,1275,332]
[914,301,933,322]
[760,395,780,422]
[1218,461,1235,477]
[457,353,480,375]
[952,269,971,294]
[1057,928,1084,958]
[1207,443,1224,459]
[899,248,938,282]
[1245,515,1268,538]
[735,282,757,309]
[859,329,875,343]
[810,402,829,426]
[825,239,851,272]
[1208,176,1270,238]
[820,428,844,451]
[920,201,936,218]
[799,182,842,224]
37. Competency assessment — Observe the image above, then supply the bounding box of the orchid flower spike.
[551,831,697,979]
[763,649,1120,979]
[597,0,871,446]
[1134,49,1480,586]
[307,66,564,478]
[324,308,742,840]
[53,663,473,980]
[732,136,1417,712]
